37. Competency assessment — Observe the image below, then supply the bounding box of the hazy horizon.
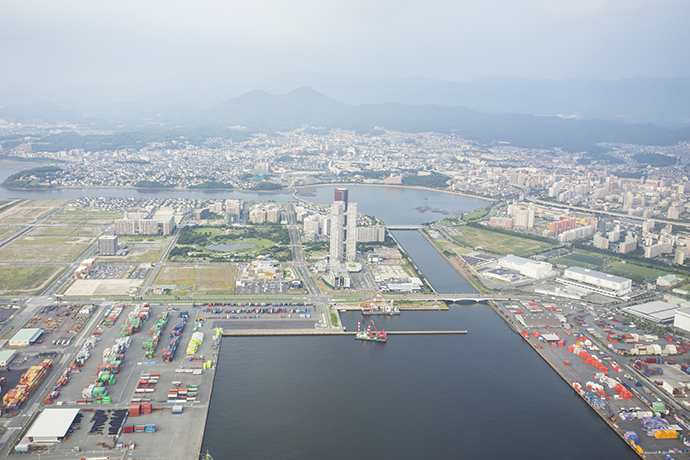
[1,1,689,107]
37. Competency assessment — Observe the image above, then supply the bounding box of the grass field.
[0,199,70,224]
[0,227,20,242]
[551,252,609,270]
[606,261,671,284]
[155,266,237,295]
[0,266,62,294]
[452,226,554,257]
[0,236,94,263]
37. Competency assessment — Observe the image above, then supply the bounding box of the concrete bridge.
[385,225,423,231]
[403,293,541,303]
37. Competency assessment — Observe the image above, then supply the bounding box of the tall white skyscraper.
[329,201,345,264]
[346,203,357,262]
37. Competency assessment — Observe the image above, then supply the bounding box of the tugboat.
[355,320,387,342]
[360,294,400,316]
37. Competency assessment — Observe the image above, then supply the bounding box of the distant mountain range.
[1,85,690,153]
[300,75,690,127]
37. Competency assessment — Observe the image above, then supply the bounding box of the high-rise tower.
[334,188,348,210]
[329,201,345,264]
[346,202,357,262]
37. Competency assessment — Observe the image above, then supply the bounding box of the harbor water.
[202,306,638,459]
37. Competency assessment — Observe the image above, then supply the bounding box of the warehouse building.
[8,328,44,347]
[622,301,683,325]
[0,349,17,367]
[674,308,690,332]
[498,255,553,279]
[24,408,80,445]
[558,266,632,297]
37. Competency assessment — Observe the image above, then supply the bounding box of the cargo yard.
[0,301,222,460]
[495,299,690,459]
[0,297,328,460]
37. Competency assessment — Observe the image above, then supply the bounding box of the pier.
[223,330,467,337]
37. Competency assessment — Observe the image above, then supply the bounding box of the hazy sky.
[1,0,689,103]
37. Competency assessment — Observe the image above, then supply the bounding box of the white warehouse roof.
[27,409,79,443]
[565,266,630,284]
[622,301,683,324]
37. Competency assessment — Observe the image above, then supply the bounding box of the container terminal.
[4,294,688,460]
[492,298,690,460]
[0,300,315,460]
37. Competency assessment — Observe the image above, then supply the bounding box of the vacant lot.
[0,226,20,242]
[551,252,609,270]
[606,261,670,284]
[0,235,93,263]
[45,207,122,225]
[0,199,69,224]
[155,265,237,295]
[452,226,554,257]
[0,266,62,294]
[29,226,98,237]
[64,279,143,296]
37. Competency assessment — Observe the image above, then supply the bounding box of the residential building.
[98,235,118,256]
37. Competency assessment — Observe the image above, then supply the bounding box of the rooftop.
[565,266,631,284]
[27,408,79,441]
[10,328,44,343]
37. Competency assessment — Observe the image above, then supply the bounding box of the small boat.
[201,451,214,460]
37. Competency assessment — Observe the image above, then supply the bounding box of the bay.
[201,307,637,460]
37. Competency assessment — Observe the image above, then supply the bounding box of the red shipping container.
[129,403,140,417]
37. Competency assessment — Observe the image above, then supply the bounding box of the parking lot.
[235,280,287,295]
[86,264,130,279]
[128,266,151,280]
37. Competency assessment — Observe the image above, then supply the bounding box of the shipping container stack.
[121,303,150,337]
[135,372,159,394]
[213,327,222,350]
[568,345,609,375]
[2,359,52,412]
[633,360,664,377]
[44,367,71,404]
[102,305,124,327]
[143,311,170,359]
[81,337,130,404]
[162,318,186,363]
[186,331,204,356]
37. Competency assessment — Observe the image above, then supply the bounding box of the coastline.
[0,179,495,202]
[418,224,650,458]
[487,300,645,459]
[292,182,497,202]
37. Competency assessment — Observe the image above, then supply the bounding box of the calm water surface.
[201,307,637,460]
